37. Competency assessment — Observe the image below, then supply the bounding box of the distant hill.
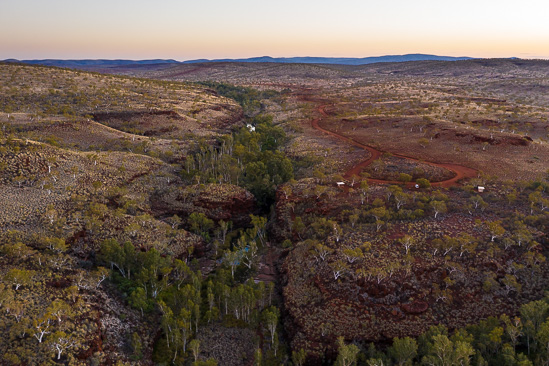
[3,59,180,68]
[182,54,473,65]
[4,54,473,68]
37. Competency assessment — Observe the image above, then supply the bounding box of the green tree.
[189,339,201,363]
[65,285,79,304]
[394,191,409,210]
[254,348,262,366]
[44,237,67,253]
[416,178,431,189]
[501,315,523,351]
[31,314,52,343]
[130,332,143,360]
[400,235,415,255]
[359,180,370,204]
[335,336,360,366]
[189,212,214,239]
[520,300,549,355]
[129,287,149,315]
[45,204,58,225]
[250,214,267,244]
[502,274,522,295]
[390,337,418,366]
[292,348,307,366]
[486,221,505,242]
[314,185,328,199]
[166,214,182,229]
[224,250,240,278]
[342,247,364,264]
[366,359,385,366]
[159,301,177,356]
[292,217,306,240]
[431,201,447,219]
[99,238,126,277]
[217,219,232,246]
[262,307,279,346]
[0,283,15,310]
[4,268,33,291]
[399,173,413,185]
[177,307,192,354]
[370,206,387,231]
[47,299,72,324]
[331,260,348,280]
[136,248,171,298]
[311,241,332,261]
[421,334,474,366]
[48,331,75,360]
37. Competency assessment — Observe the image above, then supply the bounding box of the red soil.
[312,105,477,188]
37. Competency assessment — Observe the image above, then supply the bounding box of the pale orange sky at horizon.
[1,0,548,60]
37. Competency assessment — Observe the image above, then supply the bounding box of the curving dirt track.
[312,104,477,188]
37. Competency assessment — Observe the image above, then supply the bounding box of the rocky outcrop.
[152,183,257,228]
[455,131,532,146]
[401,300,429,314]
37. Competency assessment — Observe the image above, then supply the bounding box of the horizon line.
[3,54,549,63]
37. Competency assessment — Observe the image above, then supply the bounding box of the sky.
[1,0,548,60]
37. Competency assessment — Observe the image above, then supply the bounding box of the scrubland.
[0,59,548,365]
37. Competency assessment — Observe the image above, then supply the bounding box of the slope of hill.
[0,62,242,159]
[346,58,549,78]
[89,58,549,86]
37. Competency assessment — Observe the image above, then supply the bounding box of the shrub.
[416,178,431,189]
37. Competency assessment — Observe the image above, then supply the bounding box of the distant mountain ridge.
[183,54,473,65]
[3,54,473,68]
[2,59,179,67]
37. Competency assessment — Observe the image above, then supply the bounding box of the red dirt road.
[312,105,477,188]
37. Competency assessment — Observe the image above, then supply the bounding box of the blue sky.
[1,0,548,60]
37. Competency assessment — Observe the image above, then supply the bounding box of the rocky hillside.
[0,63,243,161]
[0,64,268,364]
[274,177,549,361]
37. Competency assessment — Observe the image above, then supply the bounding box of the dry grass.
[0,63,243,161]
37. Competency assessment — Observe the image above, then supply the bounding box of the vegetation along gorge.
[0,58,548,365]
